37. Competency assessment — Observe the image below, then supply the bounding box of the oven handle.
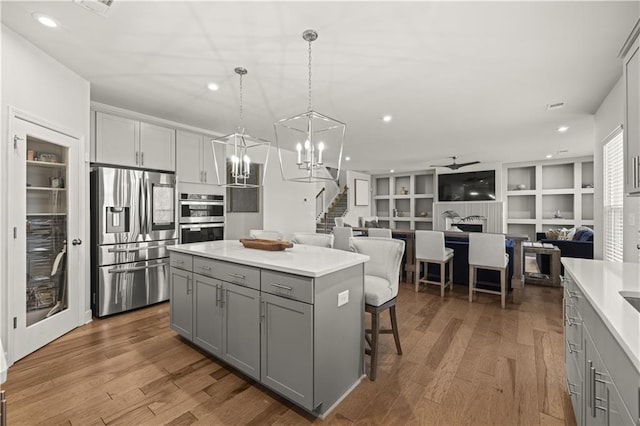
[108,262,169,273]
[179,201,224,206]
[180,223,225,229]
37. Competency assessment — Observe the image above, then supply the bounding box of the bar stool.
[249,230,283,240]
[367,228,392,238]
[349,237,405,381]
[292,232,334,248]
[415,231,454,297]
[468,233,509,308]
[332,226,353,251]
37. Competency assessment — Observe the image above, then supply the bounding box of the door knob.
[72,239,82,246]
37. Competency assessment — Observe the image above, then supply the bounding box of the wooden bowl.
[239,238,293,251]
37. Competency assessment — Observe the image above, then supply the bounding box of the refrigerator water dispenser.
[106,207,129,233]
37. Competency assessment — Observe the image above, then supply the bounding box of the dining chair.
[468,233,509,308]
[291,232,334,248]
[334,217,345,227]
[415,230,454,297]
[367,228,392,238]
[249,230,283,240]
[349,237,405,381]
[332,227,353,251]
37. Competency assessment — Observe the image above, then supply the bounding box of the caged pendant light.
[211,67,270,188]
[274,29,346,183]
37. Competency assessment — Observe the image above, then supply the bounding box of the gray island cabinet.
[168,240,369,417]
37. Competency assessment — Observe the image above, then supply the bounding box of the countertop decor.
[239,238,293,251]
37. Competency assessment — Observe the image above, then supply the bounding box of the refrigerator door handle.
[107,262,169,273]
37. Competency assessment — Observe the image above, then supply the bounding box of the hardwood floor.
[4,283,576,425]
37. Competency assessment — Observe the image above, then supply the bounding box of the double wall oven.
[179,193,225,243]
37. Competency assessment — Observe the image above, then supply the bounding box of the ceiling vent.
[546,102,565,111]
[73,0,113,17]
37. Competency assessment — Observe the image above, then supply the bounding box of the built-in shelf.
[372,171,435,230]
[26,160,66,168]
[27,187,66,191]
[504,157,593,241]
[27,212,67,216]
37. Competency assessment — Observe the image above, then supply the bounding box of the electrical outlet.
[338,290,349,307]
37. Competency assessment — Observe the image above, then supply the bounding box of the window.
[603,129,624,262]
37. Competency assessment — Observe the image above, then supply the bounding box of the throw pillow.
[574,227,594,242]
[567,227,577,241]
[545,229,561,240]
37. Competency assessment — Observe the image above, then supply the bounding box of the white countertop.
[561,258,640,371]
[168,240,369,277]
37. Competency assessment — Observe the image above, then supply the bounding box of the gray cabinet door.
[222,283,260,380]
[170,267,193,340]
[260,292,314,410]
[193,274,223,356]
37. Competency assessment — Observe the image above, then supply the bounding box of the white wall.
[1,25,91,360]
[343,170,372,226]
[262,148,317,240]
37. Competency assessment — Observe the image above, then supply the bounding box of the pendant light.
[274,30,346,183]
[211,67,270,188]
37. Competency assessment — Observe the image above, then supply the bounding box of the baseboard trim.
[317,374,366,420]
[83,309,93,324]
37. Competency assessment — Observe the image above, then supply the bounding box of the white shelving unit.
[504,157,594,241]
[372,171,435,230]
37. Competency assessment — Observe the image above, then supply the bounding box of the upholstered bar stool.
[367,228,392,238]
[249,230,283,240]
[332,226,353,251]
[292,232,334,248]
[468,233,509,308]
[349,237,405,381]
[415,230,454,297]
[334,217,345,227]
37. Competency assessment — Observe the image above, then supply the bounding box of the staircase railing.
[315,187,326,220]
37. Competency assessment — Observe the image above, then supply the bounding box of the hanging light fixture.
[211,67,270,188]
[274,29,346,183]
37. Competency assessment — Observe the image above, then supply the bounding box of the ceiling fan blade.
[455,161,481,168]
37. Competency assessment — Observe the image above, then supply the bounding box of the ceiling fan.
[430,156,480,170]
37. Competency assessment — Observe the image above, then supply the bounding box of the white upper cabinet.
[176,130,221,184]
[623,32,640,195]
[94,112,175,171]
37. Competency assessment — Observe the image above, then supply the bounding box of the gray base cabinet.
[170,267,193,340]
[563,272,638,426]
[222,283,261,381]
[261,292,313,409]
[169,252,364,416]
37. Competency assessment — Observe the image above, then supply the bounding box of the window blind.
[603,129,624,262]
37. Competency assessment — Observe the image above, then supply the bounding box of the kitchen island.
[167,240,369,417]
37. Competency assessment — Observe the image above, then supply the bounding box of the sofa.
[535,230,594,274]
[424,237,515,291]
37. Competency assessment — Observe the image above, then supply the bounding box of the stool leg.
[389,305,402,355]
[440,262,445,298]
[501,268,506,309]
[369,311,380,381]
[449,258,454,292]
[468,266,474,302]
[415,260,420,292]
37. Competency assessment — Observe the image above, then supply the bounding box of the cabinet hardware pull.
[141,152,144,166]
[186,275,192,294]
[566,379,578,397]
[566,341,579,354]
[215,284,220,307]
[204,171,207,182]
[565,314,579,327]
[135,151,139,165]
[591,365,596,417]
[228,273,245,280]
[260,300,265,322]
[200,171,204,182]
[199,265,212,271]
[220,288,226,307]
[270,283,293,291]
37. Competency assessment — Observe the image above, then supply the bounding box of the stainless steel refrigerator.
[90,166,177,317]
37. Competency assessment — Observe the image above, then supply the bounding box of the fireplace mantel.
[433,201,504,233]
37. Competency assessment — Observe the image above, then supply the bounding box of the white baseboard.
[83,309,93,324]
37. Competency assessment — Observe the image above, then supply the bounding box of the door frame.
[5,107,87,365]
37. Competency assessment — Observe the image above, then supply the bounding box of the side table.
[523,243,561,287]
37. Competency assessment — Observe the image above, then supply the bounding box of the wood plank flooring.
[4,283,576,425]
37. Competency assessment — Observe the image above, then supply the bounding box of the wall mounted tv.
[438,170,496,202]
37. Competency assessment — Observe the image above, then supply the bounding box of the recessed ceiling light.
[344,156,351,161]
[207,82,219,91]
[546,154,553,159]
[390,169,395,173]
[557,125,569,133]
[382,115,392,122]
[32,13,58,28]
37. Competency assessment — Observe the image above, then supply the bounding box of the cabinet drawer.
[563,273,584,315]
[170,253,192,271]
[565,354,583,426]
[192,257,260,290]
[261,270,314,304]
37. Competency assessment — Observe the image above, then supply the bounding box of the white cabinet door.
[95,112,139,168]
[202,136,221,185]
[624,38,640,194]
[176,130,204,184]
[139,122,175,171]
[10,116,82,362]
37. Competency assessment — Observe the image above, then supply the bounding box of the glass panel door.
[11,116,80,362]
